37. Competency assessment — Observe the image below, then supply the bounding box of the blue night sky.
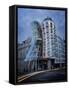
[18,8,65,43]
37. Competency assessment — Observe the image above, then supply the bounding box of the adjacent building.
[56,36,65,66]
[18,38,31,75]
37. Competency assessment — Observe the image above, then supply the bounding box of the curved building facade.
[42,17,57,59]
[31,21,42,59]
[25,21,42,61]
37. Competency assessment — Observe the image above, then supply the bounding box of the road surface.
[18,69,67,84]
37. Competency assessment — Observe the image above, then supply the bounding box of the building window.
[51,28,53,33]
[43,46,46,50]
[43,32,46,34]
[43,53,45,56]
[46,22,48,28]
[43,27,45,30]
[47,36,49,39]
[46,30,49,33]
[50,22,52,28]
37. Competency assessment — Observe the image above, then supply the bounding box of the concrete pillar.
[47,60,51,69]
[60,63,62,68]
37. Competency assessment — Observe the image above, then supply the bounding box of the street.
[18,69,67,84]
